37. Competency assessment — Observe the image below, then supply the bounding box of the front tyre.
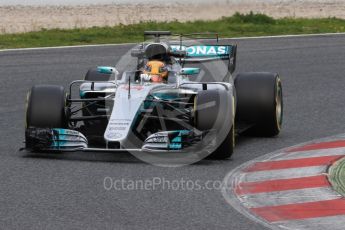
[195,90,234,159]
[210,124,235,160]
[26,85,67,128]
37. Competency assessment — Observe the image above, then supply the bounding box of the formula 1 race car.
[24,31,283,161]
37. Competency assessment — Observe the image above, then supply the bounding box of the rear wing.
[141,31,237,73]
[144,31,172,42]
[170,44,237,73]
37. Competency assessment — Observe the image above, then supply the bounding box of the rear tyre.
[195,90,234,159]
[26,85,67,128]
[235,72,283,137]
[84,67,112,81]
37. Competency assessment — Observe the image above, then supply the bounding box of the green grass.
[1,12,345,49]
[328,157,345,197]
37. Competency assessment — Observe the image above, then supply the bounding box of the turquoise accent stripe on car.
[97,66,114,74]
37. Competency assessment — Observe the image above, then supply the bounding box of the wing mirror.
[96,66,119,82]
[179,67,200,76]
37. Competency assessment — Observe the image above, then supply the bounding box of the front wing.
[25,128,211,153]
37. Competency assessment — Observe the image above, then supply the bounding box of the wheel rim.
[232,95,235,149]
[232,124,235,149]
[25,91,30,129]
[275,79,283,129]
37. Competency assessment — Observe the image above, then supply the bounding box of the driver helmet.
[143,60,168,83]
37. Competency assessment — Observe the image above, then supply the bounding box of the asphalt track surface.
[1,34,345,229]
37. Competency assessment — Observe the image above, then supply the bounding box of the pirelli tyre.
[195,90,235,159]
[26,85,67,129]
[235,72,283,137]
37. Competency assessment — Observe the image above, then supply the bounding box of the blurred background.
[1,0,345,34]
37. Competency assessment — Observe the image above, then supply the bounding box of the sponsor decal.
[109,126,126,131]
[53,128,79,135]
[110,119,131,122]
[151,136,168,143]
[109,120,130,126]
[109,122,129,126]
[146,133,168,143]
[169,143,182,150]
[170,45,230,57]
[58,135,83,141]
[107,132,123,139]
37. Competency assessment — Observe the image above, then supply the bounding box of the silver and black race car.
[24,31,283,161]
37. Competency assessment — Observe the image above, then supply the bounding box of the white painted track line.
[239,187,342,208]
[273,148,345,160]
[242,165,326,182]
[279,215,345,230]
